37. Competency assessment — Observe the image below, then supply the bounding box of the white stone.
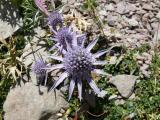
[109,75,138,98]
[3,82,68,120]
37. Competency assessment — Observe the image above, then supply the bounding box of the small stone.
[56,113,63,117]
[60,108,65,114]
[142,52,151,58]
[156,11,160,19]
[108,95,118,100]
[138,60,143,65]
[140,64,149,70]
[142,70,151,77]
[109,56,117,64]
[125,113,136,119]
[116,2,129,14]
[151,22,159,32]
[142,4,153,10]
[129,93,135,100]
[137,9,146,14]
[98,90,107,98]
[107,15,118,27]
[109,75,138,98]
[58,118,64,120]
[127,4,137,12]
[115,99,125,105]
[22,27,48,67]
[99,10,107,16]
[105,3,115,11]
[128,18,139,27]
[153,28,160,46]
[136,55,145,60]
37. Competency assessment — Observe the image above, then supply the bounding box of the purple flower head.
[50,27,87,53]
[48,11,63,31]
[48,38,108,101]
[31,58,48,85]
[63,46,94,76]
[50,27,76,52]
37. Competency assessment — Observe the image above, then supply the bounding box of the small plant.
[33,0,108,102]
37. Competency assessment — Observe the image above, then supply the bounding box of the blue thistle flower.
[31,58,48,85]
[50,26,76,52]
[48,11,63,31]
[50,26,86,53]
[48,38,108,101]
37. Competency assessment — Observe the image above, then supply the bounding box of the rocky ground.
[62,0,160,48]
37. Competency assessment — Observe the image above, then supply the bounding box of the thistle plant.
[34,0,86,53]
[48,11,63,31]
[34,0,63,31]
[48,38,107,100]
[34,0,107,101]
[32,58,47,84]
[50,26,76,52]
[31,57,49,86]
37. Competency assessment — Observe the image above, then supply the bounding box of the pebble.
[60,108,65,114]
[128,18,139,27]
[140,64,149,70]
[142,4,153,11]
[138,60,143,65]
[125,113,136,119]
[129,93,135,100]
[116,2,129,14]
[108,95,118,100]
[136,55,145,60]
[142,70,151,77]
[109,56,117,64]
[142,52,151,58]
[145,60,151,65]
[99,10,107,16]
[156,11,160,19]
[137,9,146,14]
[56,113,63,117]
[106,3,115,11]
[115,99,125,105]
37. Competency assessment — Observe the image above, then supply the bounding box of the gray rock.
[136,9,146,14]
[0,0,23,40]
[142,4,153,10]
[125,113,136,119]
[109,75,138,98]
[153,26,160,46]
[127,4,137,12]
[108,94,118,100]
[99,10,107,16]
[109,56,117,64]
[22,27,47,67]
[156,11,160,19]
[151,22,159,32]
[116,2,130,14]
[105,3,115,11]
[107,15,118,27]
[115,99,125,105]
[128,18,139,27]
[3,82,68,120]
